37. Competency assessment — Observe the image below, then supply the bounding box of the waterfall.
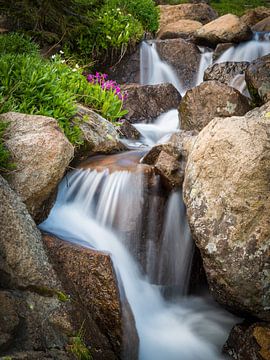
[140,41,185,95]
[40,166,236,360]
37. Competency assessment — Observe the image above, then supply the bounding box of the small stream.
[40,33,270,359]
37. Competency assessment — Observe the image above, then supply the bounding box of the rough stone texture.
[107,47,140,84]
[179,80,251,131]
[223,322,270,360]
[241,7,270,27]
[157,19,202,40]
[158,3,218,29]
[74,105,125,162]
[245,54,270,105]
[195,14,252,46]
[212,43,234,61]
[0,112,74,223]
[204,61,250,84]
[252,16,270,32]
[122,83,181,123]
[142,130,197,189]
[0,175,59,290]
[155,38,201,89]
[43,234,139,360]
[118,120,141,140]
[183,102,270,321]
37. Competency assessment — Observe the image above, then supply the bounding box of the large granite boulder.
[0,112,74,223]
[195,14,252,46]
[252,15,270,32]
[122,83,181,123]
[179,80,251,131]
[159,3,218,29]
[204,62,250,85]
[245,54,270,105]
[74,105,125,161]
[223,322,270,360]
[155,38,201,89]
[183,103,270,321]
[43,234,139,360]
[241,7,270,27]
[157,19,202,40]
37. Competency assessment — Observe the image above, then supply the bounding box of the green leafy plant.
[0,33,39,55]
[69,323,92,360]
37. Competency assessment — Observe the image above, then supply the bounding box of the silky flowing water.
[38,33,270,359]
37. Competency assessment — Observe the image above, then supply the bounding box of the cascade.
[38,31,270,360]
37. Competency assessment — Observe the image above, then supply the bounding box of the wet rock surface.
[118,120,141,140]
[122,83,181,123]
[155,38,201,89]
[179,80,251,131]
[252,15,270,32]
[245,54,270,105]
[183,103,270,321]
[204,61,250,85]
[74,105,125,162]
[0,112,74,223]
[195,14,252,46]
[223,322,270,360]
[43,234,139,360]
[212,43,234,61]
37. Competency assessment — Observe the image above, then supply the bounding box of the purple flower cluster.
[86,72,128,101]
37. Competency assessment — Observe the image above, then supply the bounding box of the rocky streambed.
[1,2,270,360]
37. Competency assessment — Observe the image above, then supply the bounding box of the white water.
[196,47,213,86]
[140,41,185,95]
[40,169,236,360]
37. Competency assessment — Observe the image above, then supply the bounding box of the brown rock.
[0,112,74,223]
[252,15,270,32]
[183,102,270,321]
[0,175,59,290]
[204,61,250,84]
[118,120,141,140]
[245,54,270,105]
[195,14,252,46]
[223,322,270,360]
[142,130,197,189]
[159,3,218,29]
[158,19,202,40]
[155,38,201,89]
[212,43,234,61]
[241,7,270,27]
[74,105,125,162]
[43,234,139,359]
[179,80,251,131]
[122,83,181,123]
[0,291,19,351]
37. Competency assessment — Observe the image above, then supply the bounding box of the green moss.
[69,324,92,360]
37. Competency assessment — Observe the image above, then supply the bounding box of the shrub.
[0,53,128,144]
[0,33,39,55]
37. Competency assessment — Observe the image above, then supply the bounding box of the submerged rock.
[122,83,181,123]
[74,105,125,161]
[194,14,252,46]
[43,234,139,360]
[158,3,218,29]
[157,19,202,40]
[223,322,270,360]
[179,80,251,131]
[204,61,250,85]
[183,102,270,321]
[245,54,270,105]
[155,38,201,89]
[0,112,74,223]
